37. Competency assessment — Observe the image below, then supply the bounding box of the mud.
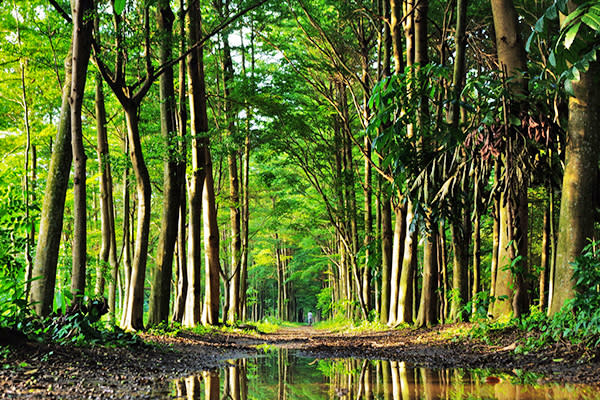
[2,323,600,398]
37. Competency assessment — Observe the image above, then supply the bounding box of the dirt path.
[2,324,600,398]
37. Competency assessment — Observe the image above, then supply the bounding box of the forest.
[1,0,600,359]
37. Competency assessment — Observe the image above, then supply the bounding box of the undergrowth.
[469,242,600,355]
[0,274,141,348]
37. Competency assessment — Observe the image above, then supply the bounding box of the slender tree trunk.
[380,195,393,323]
[95,73,114,298]
[551,61,600,314]
[387,203,405,325]
[488,162,500,315]
[439,222,448,321]
[202,149,221,326]
[449,219,470,320]
[396,202,416,323]
[120,135,132,323]
[417,227,438,327]
[148,0,181,327]
[471,193,481,318]
[121,106,152,331]
[173,0,188,323]
[16,13,34,299]
[539,200,550,311]
[220,16,242,324]
[184,0,208,327]
[359,18,373,314]
[239,134,250,320]
[31,47,73,317]
[390,0,404,74]
[69,0,94,304]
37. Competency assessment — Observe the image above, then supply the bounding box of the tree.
[549,1,600,315]
[148,0,183,327]
[490,0,530,320]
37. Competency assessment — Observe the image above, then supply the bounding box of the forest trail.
[4,324,600,398]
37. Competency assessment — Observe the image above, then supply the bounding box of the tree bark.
[69,0,94,304]
[551,61,600,315]
[202,153,221,325]
[219,8,242,324]
[31,45,73,317]
[380,195,393,323]
[387,203,405,325]
[490,0,530,320]
[95,70,118,313]
[172,0,188,324]
[121,106,152,331]
[184,0,208,327]
[539,200,550,311]
[148,0,181,327]
[417,227,439,327]
[396,202,416,323]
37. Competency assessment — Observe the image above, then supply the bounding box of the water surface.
[170,349,600,399]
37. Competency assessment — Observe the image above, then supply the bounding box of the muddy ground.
[2,323,600,398]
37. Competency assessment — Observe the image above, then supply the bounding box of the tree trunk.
[202,149,221,326]
[390,0,404,74]
[380,195,393,324]
[221,18,242,324]
[184,0,209,327]
[31,45,73,316]
[490,0,530,320]
[239,134,250,321]
[69,0,94,304]
[488,162,500,315]
[471,196,481,318]
[417,227,439,327]
[95,70,119,306]
[148,0,181,327]
[449,220,470,320]
[550,61,600,315]
[173,0,188,323]
[16,13,34,299]
[539,200,550,311]
[387,203,405,325]
[396,201,416,323]
[121,106,152,331]
[120,135,132,322]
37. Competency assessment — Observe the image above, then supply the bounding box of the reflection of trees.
[171,353,580,400]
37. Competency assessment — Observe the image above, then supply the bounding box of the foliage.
[528,0,600,95]
[470,241,600,352]
[0,281,142,347]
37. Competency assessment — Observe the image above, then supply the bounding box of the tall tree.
[69,0,95,304]
[550,5,600,313]
[490,0,530,320]
[148,0,183,327]
[31,40,73,318]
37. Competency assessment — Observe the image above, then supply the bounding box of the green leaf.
[564,21,581,49]
[525,32,535,52]
[534,16,545,33]
[557,0,569,14]
[582,13,600,31]
[545,4,558,20]
[564,78,574,96]
[114,0,126,14]
[549,50,557,67]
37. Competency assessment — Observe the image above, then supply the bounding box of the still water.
[169,349,600,399]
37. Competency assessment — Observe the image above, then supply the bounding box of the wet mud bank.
[2,324,600,398]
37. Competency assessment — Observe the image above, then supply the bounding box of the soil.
[2,323,600,399]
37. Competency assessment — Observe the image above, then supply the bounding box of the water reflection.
[170,349,600,399]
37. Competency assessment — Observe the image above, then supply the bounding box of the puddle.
[169,349,600,399]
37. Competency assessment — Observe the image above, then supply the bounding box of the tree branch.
[48,0,72,23]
